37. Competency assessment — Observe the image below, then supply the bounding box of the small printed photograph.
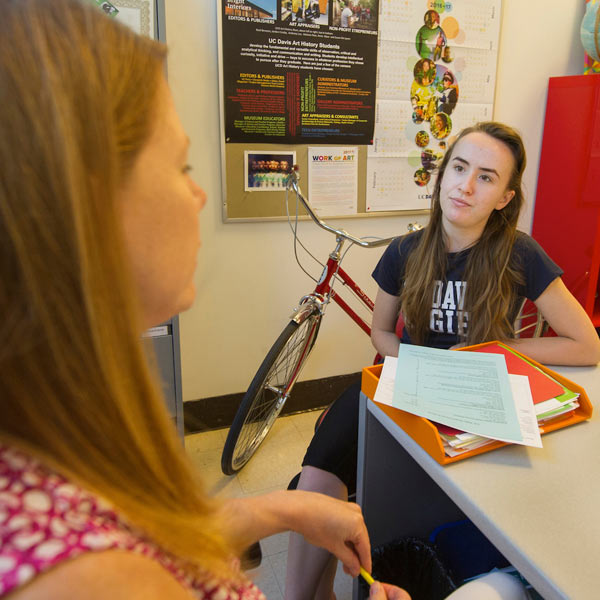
[225,0,276,19]
[245,151,296,191]
[421,148,442,172]
[284,0,328,25]
[430,112,452,140]
[414,168,431,187]
[410,81,437,123]
[412,108,425,124]
[415,9,447,61]
[413,58,436,87]
[415,130,430,148]
[332,0,377,31]
[434,68,459,116]
[442,46,453,63]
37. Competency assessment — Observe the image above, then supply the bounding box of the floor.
[184,410,354,600]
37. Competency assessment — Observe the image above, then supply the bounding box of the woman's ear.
[496,189,515,210]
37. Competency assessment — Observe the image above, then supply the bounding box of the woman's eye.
[182,164,193,175]
[453,164,463,172]
[479,174,492,183]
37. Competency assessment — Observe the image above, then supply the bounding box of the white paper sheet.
[307,147,358,216]
[373,354,542,448]
[393,345,522,443]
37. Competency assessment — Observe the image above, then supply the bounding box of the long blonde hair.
[401,122,527,346]
[0,0,235,580]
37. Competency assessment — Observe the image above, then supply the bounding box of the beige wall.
[165,0,585,402]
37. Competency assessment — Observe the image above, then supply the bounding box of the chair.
[514,298,548,338]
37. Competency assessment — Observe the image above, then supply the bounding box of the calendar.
[367,157,433,212]
[367,0,501,210]
[369,100,415,157]
[377,40,417,101]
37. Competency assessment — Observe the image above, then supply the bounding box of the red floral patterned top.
[0,444,265,599]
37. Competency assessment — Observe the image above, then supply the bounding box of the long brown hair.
[401,122,527,345]
[0,0,235,580]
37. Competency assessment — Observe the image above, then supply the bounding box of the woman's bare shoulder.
[8,550,197,600]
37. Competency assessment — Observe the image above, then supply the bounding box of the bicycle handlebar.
[287,169,398,248]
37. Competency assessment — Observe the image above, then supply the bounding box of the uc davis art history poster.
[221,0,379,145]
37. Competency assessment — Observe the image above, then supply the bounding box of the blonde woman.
[0,2,410,599]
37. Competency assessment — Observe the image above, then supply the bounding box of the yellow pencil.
[359,567,374,586]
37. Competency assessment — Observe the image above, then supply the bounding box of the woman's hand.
[286,491,371,578]
[369,581,411,600]
[219,490,371,576]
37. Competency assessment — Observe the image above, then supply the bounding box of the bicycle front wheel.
[221,310,321,475]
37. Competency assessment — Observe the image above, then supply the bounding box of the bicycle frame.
[220,170,419,474]
[286,169,408,338]
[312,238,374,336]
[284,239,372,399]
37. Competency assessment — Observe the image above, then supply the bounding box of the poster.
[367,0,501,212]
[220,0,379,144]
[308,146,358,215]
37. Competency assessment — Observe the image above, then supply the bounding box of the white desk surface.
[366,365,600,600]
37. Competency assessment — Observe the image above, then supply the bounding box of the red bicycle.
[221,169,422,474]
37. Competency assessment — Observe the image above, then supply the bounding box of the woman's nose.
[193,181,207,211]
[458,173,475,195]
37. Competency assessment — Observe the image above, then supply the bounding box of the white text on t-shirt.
[430,279,468,335]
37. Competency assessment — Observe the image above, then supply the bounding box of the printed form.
[378,346,542,447]
[308,147,358,216]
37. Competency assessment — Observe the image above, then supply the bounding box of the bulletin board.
[218,0,502,222]
[223,143,382,220]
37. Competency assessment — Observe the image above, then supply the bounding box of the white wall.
[165,0,585,402]
[493,1,585,231]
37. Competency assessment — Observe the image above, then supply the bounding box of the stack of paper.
[373,343,580,457]
[432,343,580,457]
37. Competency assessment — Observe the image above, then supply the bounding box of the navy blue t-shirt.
[371,230,563,349]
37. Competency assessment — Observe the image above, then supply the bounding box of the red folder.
[469,342,564,404]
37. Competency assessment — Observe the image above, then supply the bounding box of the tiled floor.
[185,410,354,600]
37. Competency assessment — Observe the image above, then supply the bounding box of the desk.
[355,365,600,600]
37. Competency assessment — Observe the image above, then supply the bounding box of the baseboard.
[183,371,361,434]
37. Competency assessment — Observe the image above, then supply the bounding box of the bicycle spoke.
[232,320,316,465]
[265,321,317,387]
[224,313,322,473]
[232,392,284,464]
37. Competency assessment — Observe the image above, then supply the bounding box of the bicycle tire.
[221,309,321,475]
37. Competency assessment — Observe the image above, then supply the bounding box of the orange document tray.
[360,341,593,465]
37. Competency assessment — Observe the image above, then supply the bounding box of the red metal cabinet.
[532,74,600,327]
